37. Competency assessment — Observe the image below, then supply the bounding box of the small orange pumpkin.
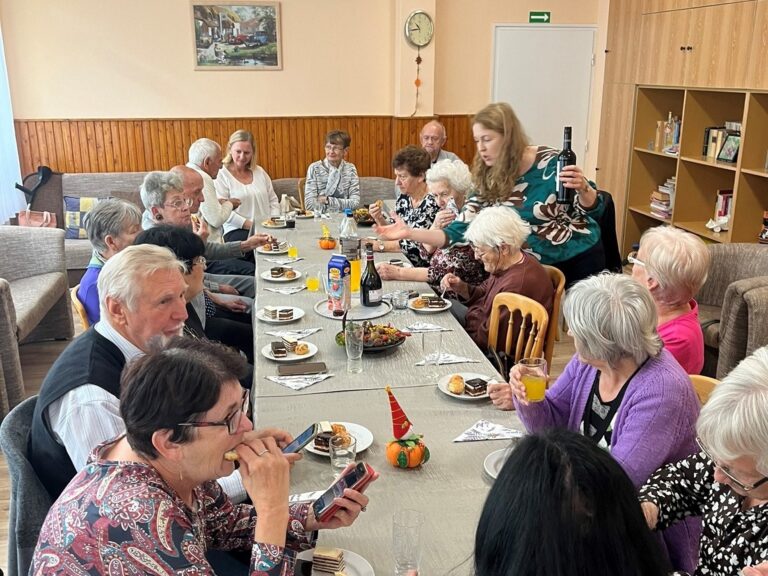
[386,437,430,469]
[318,236,337,250]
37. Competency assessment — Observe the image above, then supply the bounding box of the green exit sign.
[529,11,551,23]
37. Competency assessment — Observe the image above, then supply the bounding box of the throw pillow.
[63,196,106,239]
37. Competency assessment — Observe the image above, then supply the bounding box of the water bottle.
[339,209,361,292]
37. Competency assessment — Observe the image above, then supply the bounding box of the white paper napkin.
[406,322,453,333]
[265,328,323,339]
[453,419,524,442]
[265,374,334,390]
[264,257,304,265]
[264,286,306,295]
[415,352,480,366]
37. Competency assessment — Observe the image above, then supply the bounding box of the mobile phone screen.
[312,462,365,518]
[294,559,313,576]
[281,424,318,454]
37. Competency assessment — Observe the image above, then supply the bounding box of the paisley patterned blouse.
[417,242,488,297]
[31,444,315,575]
[394,193,439,267]
[443,146,604,265]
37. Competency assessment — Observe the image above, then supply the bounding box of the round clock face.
[405,10,434,48]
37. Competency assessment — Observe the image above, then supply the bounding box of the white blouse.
[215,164,280,235]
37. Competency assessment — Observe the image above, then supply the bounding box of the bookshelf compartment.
[633,87,685,150]
[674,160,736,224]
[731,173,768,243]
[679,90,747,159]
[741,93,768,174]
[627,149,678,207]
[623,210,669,255]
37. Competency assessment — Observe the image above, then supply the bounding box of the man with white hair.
[420,120,459,165]
[29,245,189,499]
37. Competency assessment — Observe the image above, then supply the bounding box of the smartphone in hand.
[281,421,332,454]
[312,462,376,522]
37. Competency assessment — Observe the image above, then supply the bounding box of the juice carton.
[327,254,351,316]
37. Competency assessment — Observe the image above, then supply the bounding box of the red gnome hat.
[385,386,415,440]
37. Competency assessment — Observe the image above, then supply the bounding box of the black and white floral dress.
[639,450,768,575]
[394,193,439,267]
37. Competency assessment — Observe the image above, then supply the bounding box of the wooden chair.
[690,374,719,405]
[70,285,90,330]
[487,293,549,366]
[542,265,566,366]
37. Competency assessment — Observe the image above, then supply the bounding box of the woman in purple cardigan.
[508,273,701,573]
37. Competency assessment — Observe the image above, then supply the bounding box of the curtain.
[0,21,25,225]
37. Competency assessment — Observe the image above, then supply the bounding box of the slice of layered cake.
[263,306,278,320]
[277,308,294,321]
[313,547,345,574]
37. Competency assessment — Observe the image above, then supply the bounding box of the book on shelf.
[649,177,675,220]
[703,125,741,159]
[714,189,734,220]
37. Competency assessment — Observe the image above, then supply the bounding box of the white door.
[492,26,595,166]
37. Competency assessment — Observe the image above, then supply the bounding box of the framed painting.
[192,1,282,70]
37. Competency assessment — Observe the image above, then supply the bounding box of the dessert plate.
[256,245,289,255]
[304,422,374,456]
[295,211,314,219]
[254,306,305,324]
[313,298,392,321]
[260,341,318,362]
[484,448,513,480]
[261,220,287,229]
[408,297,452,314]
[296,549,374,576]
[437,372,493,401]
[260,269,303,283]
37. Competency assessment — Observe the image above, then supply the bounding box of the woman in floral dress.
[376,103,605,287]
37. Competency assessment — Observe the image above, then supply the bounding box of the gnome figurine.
[385,386,430,469]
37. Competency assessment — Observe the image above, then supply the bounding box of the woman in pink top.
[629,226,710,374]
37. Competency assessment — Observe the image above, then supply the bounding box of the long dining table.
[250,214,524,575]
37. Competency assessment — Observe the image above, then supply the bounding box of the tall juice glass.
[518,357,548,402]
[350,258,361,293]
[288,244,299,259]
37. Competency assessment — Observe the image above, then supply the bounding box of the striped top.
[304,159,360,211]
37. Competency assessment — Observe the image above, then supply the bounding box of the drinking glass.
[287,243,299,259]
[329,435,357,475]
[421,330,443,377]
[345,322,364,374]
[306,273,321,292]
[393,509,424,576]
[518,357,548,402]
[392,290,410,314]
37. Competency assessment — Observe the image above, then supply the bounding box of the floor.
[0,309,577,573]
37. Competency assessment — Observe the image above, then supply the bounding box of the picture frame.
[716,133,740,163]
[191,2,282,70]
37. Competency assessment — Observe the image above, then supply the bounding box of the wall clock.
[404,10,434,48]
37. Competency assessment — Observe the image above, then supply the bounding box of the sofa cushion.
[9,272,69,341]
[64,239,94,272]
[698,303,721,349]
[64,196,104,239]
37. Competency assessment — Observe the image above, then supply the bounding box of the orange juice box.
[327,254,351,316]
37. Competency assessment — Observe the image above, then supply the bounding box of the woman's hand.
[304,463,379,531]
[742,562,768,576]
[559,165,597,209]
[209,293,248,314]
[192,217,209,243]
[243,218,253,230]
[252,427,303,465]
[487,382,515,411]
[440,273,468,300]
[376,262,401,281]
[216,284,240,296]
[374,214,411,241]
[431,209,456,231]
[221,197,242,209]
[640,501,659,530]
[369,202,389,227]
[508,364,530,406]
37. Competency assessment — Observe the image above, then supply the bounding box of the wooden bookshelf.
[622,86,768,254]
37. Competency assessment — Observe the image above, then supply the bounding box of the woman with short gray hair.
[630,225,711,374]
[505,273,701,573]
[640,346,768,574]
[76,198,142,324]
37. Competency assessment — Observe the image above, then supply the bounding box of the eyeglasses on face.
[192,256,207,269]
[165,198,193,210]
[178,389,251,435]
[696,436,768,492]
[325,144,345,153]
[471,244,498,258]
[627,251,645,267]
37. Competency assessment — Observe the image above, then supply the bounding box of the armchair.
[0,226,73,418]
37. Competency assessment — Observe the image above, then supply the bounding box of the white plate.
[255,306,305,324]
[304,422,374,456]
[296,549,374,576]
[313,298,392,321]
[260,269,303,283]
[408,297,452,314]
[484,448,512,480]
[437,372,493,401]
[295,212,314,219]
[261,341,318,362]
[256,245,289,255]
[261,220,287,229]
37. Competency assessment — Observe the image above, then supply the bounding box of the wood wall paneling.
[13,115,475,179]
[747,0,768,89]
[636,9,691,85]
[605,0,644,84]
[642,0,691,13]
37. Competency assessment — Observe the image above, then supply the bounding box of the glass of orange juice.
[518,357,548,402]
[306,273,321,292]
[287,244,299,259]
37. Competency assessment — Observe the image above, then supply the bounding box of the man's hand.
[192,217,209,242]
[241,233,272,251]
[742,562,768,576]
[216,284,239,296]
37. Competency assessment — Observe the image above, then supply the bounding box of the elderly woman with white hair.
[639,346,768,575]
[630,225,710,374]
[76,199,142,325]
[376,159,488,296]
[505,273,701,573]
[439,205,553,351]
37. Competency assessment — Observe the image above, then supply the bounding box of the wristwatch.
[377,241,385,253]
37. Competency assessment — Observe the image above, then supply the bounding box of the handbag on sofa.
[16,208,57,228]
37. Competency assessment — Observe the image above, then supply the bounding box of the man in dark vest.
[29,244,188,499]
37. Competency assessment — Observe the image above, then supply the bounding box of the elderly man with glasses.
[639,346,768,575]
[304,129,360,213]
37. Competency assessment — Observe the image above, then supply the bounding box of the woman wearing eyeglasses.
[31,338,375,576]
[304,130,360,213]
[639,347,768,575]
[215,129,280,244]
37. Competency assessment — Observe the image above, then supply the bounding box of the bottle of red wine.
[360,242,383,307]
[556,126,577,205]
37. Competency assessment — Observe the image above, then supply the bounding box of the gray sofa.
[27,171,396,286]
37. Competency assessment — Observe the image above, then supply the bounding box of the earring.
[179,469,183,482]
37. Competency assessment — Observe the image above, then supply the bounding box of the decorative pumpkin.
[318,236,337,250]
[386,437,430,469]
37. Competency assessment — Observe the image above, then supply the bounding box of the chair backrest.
[70,285,91,330]
[298,177,306,209]
[697,244,768,307]
[597,190,623,273]
[487,293,549,365]
[542,266,566,367]
[689,374,719,405]
[0,395,52,576]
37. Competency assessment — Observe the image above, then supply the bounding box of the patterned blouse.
[639,451,768,575]
[395,193,439,267]
[442,146,604,265]
[31,444,315,575]
[417,242,488,297]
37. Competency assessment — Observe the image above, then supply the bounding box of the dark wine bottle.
[556,126,577,205]
[360,242,383,307]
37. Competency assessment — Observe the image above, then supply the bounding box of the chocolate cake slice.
[464,378,488,397]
